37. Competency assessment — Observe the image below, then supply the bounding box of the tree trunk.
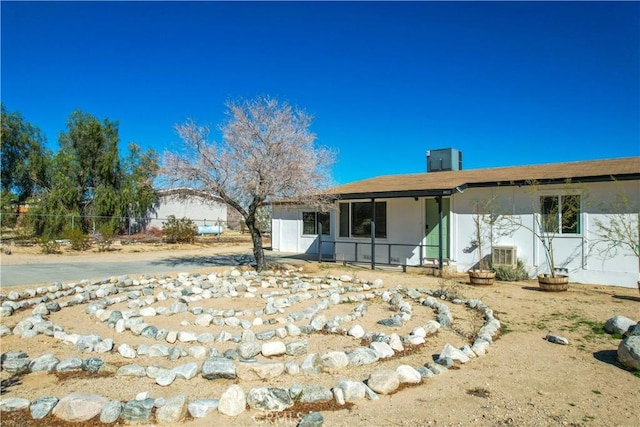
[246,222,266,272]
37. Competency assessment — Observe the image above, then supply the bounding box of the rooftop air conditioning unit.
[426,148,462,172]
[492,246,517,267]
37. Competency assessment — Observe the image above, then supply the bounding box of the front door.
[424,198,450,259]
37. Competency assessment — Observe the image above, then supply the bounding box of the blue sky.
[2,1,639,185]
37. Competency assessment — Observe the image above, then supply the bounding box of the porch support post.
[437,195,443,275]
[317,222,323,263]
[371,198,376,270]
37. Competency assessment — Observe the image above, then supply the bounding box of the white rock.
[261,341,286,357]
[218,385,246,416]
[396,365,422,384]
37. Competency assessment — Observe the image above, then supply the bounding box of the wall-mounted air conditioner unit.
[492,246,517,267]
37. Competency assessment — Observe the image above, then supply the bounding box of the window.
[302,212,330,235]
[540,195,581,234]
[338,201,387,238]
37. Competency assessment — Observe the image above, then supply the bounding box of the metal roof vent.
[426,148,462,172]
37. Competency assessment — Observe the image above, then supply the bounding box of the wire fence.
[0,211,251,241]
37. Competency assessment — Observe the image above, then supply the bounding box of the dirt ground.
[0,242,639,427]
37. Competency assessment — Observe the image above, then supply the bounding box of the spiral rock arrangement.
[0,268,501,424]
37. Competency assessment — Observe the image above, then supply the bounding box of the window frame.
[301,211,331,236]
[539,192,582,235]
[338,201,387,238]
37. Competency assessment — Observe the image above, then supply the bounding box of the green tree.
[0,104,50,226]
[31,110,159,238]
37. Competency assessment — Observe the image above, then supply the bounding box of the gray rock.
[605,316,637,336]
[156,370,177,386]
[310,314,327,330]
[377,316,403,327]
[238,342,262,359]
[617,335,640,371]
[626,323,640,337]
[82,357,104,372]
[147,344,171,358]
[285,339,308,356]
[256,330,276,340]
[436,311,453,327]
[437,343,470,364]
[247,387,293,412]
[545,334,569,345]
[294,385,333,403]
[218,384,246,416]
[366,369,400,394]
[188,399,219,418]
[301,354,322,374]
[107,311,123,326]
[118,343,137,359]
[172,362,199,380]
[0,397,30,412]
[56,357,83,372]
[335,380,366,402]
[320,351,349,372]
[156,394,187,424]
[52,392,109,421]
[0,324,12,336]
[100,400,122,423]
[140,325,159,339]
[168,347,182,361]
[28,353,59,372]
[94,338,114,353]
[370,341,394,359]
[116,364,147,377]
[425,362,448,375]
[415,366,434,378]
[347,347,379,366]
[202,356,236,379]
[298,411,324,427]
[121,398,155,422]
[30,396,59,419]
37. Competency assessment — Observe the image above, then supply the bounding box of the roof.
[327,156,640,200]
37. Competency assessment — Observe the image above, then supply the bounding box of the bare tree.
[161,96,335,271]
[591,192,640,280]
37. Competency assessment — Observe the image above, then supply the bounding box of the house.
[271,150,640,288]
[147,188,242,233]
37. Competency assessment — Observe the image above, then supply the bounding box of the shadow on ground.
[148,251,316,268]
[612,294,640,303]
[592,349,631,373]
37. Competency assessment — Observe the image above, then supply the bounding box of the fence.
[0,211,247,239]
[315,238,450,271]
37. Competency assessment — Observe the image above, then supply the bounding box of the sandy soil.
[1,242,639,427]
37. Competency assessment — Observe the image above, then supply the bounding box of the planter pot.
[538,274,569,292]
[468,270,496,286]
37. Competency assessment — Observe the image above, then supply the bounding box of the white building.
[147,188,241,232]
[271,152,640,288]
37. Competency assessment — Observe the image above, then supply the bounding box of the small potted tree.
[591,192,639,295]
[468,199,497,286]
[505,180,581,291]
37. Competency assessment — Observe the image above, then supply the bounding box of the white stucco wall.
[148,194,228,230]
[450,180,639,288]
[272,179,639,288]
[271,205,335,255]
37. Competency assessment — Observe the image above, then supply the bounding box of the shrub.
[492,259,530,281]
[162,215,196,243]
[39,237,61,254]
[96,223,116,252]
[64,228,90,251]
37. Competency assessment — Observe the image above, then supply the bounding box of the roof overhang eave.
[334,187,464,200]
